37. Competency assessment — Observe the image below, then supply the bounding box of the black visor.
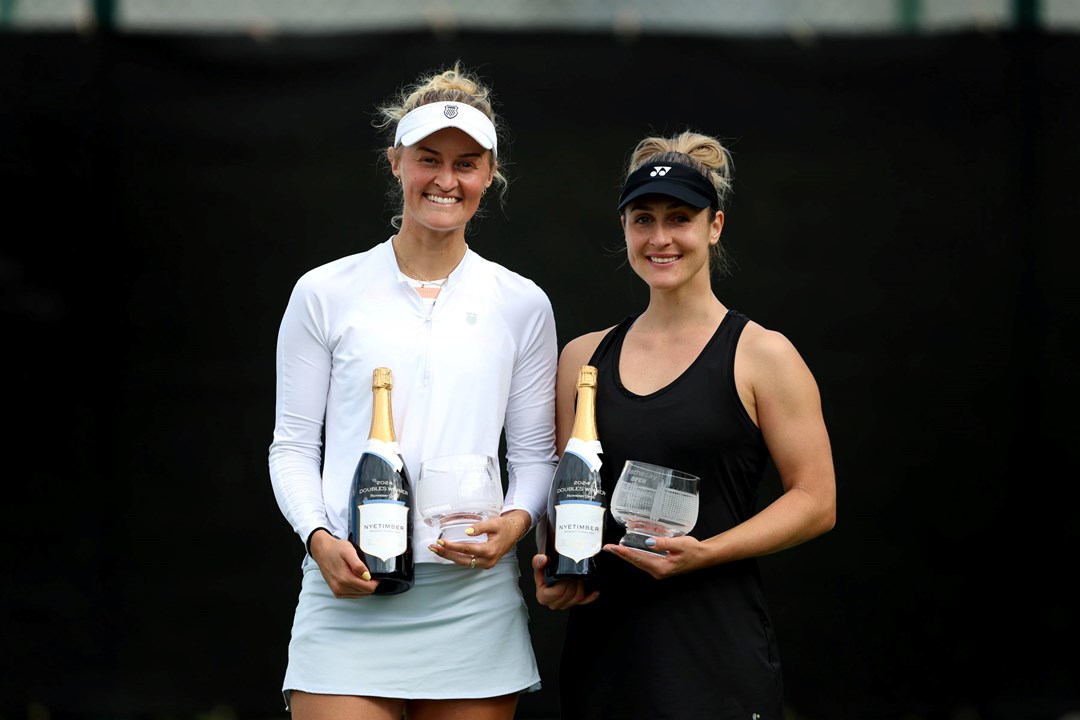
[617,162,718,213]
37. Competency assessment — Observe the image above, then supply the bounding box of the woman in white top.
[268,62,558,720]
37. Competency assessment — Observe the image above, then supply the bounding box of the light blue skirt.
[282,557,541,708]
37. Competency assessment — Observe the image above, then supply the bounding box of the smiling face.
[390,127,494,236]
[622,195,724,291]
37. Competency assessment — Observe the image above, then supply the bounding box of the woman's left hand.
[603,535,705,579]
[428,509,531,570]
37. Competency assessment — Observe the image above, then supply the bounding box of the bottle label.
[554,502,604,561]
[358,501,409,561]
[564,437,603,471]
[364,439,404,472]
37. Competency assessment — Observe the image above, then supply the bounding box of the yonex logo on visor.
[394,101,497,157]
[617,161,718,213]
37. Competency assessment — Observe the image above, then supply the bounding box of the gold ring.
[469,556,477,569]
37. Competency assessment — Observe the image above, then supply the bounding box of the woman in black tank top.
[531,131,837,720]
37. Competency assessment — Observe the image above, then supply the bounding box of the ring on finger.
[469,555,477,569]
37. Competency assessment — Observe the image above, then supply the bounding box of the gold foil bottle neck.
[372,367,393,390]
[570,365,599,443]
[369,367,397,443]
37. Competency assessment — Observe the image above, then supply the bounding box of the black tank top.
[558,310,784,720]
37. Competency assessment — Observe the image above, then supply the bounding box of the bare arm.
[532,330,610,608]
[728,323,837,554]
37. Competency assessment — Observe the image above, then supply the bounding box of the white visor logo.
[444,105,459,119]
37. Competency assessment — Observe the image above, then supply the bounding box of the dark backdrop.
[3,28,1078,720]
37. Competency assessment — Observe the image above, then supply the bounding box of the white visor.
[394,101,498,157]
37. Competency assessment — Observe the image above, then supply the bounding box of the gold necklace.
[393,241,456,287]
[398,256,446,287]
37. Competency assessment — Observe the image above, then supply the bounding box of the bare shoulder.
[558,328,612,372]
[739,320,801,364]
[737,320,819,390]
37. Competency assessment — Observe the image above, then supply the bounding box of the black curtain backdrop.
[2,28,1078,720]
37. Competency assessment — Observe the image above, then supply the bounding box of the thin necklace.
[392,240,459,288]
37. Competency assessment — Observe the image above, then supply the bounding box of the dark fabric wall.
[2,29,1078,720]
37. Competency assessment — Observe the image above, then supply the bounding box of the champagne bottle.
[347,367,414,595]
[541,365,605,583]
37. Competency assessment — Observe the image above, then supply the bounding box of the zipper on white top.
[422,302,434,391]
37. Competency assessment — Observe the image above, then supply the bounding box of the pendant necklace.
[393,240,456,299]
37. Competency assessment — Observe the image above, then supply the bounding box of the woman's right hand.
[531,554,599,610]
[309,530,381,598]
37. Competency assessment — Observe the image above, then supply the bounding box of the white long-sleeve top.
[269,237,559,565]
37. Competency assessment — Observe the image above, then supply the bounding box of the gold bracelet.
[507,513,529,542]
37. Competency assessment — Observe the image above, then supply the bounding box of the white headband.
[394,101,498,157]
